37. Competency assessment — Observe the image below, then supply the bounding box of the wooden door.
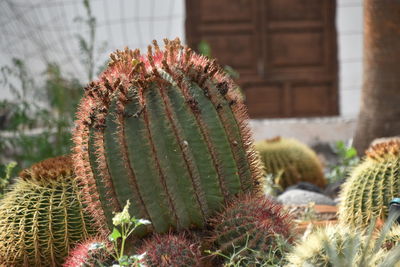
[186,0,338,118]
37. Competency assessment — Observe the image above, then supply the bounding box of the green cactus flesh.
[338,140,400,229]
[0,156,94,267]
[255,136,326,189]
[72,39,263,235]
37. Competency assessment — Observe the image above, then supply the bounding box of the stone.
[277,189,335,206]
[286,182,324,194]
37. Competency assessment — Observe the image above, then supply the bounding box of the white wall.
[337,0,363,118]
[0,0,185,99]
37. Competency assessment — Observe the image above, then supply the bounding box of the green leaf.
[108,227,121,241]
[346,147,357,159]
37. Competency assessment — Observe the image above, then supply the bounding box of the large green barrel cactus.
[255,137,326,189]
[338,140,400,229]
[72,39,263,236]
[0,156,94,267]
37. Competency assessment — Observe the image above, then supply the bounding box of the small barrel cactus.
[338,140,400,229]
[137,233,201,267]
[208,195,293,265]
[63,236,111,267]
[285,225,387,267]
[0,156,94,267]
[72,38,263,236]
[255,137,326,189]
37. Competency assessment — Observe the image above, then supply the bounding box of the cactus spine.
[63,237,111,267]
[338,140,400,229]
[137,233,201,267]
[73,38,263,235]
[285,225,387,267]
[0,156,94,267]
[255,136,326,189]
[208,195,293,264]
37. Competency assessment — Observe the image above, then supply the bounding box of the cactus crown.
[0,156,94,267]
[138,233,201,267]
[365,140,400,161]
[255,137,326,189]
[73,38,263,236]
[19,155,73,181]
[338,140,400,229]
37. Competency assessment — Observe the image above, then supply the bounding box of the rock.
[277,189,335,206]
[286,182,324,194]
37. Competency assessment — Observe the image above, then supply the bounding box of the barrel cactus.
[255,137,326,189]
[338,140,400,229]
[208,195,293,265]
[137,233,201,267]
[72,38,263,236]
[0,155,94,267]
[63,237,111,267]
[285,225,387,267]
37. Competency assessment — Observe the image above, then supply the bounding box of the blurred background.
[0,0,398,175]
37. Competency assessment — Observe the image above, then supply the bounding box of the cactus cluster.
[255,137,326,189]
[285,225,387,267]
[137,233,201,267]
[72,38,263,236]
[0,156,94,267]
[208,195,293,264]
[338,140,400,229]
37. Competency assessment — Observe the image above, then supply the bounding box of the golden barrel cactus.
[255,137,326,189]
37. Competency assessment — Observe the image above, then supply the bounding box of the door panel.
[186,0,338,118]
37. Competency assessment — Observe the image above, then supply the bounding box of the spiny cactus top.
[208,195,293,265]
[338,140,400,229]
[0,156,94,267]
[255,136,326,189]
[63,236,111,267]
[73,38,263,236]
[137,233,201,267]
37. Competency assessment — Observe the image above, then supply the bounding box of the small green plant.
[0,161,16,197]
[108,200,151,266]
[327,140,359,183]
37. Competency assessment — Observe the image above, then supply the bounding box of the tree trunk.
[353,0,400,155]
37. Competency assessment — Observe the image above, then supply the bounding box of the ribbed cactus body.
[73,39,263,235]
[255,137,326,189]
[209,195,292,263]
[0,156,94,267]
[338,140,400,229]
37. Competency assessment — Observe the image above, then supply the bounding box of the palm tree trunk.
[353,0,400,155]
